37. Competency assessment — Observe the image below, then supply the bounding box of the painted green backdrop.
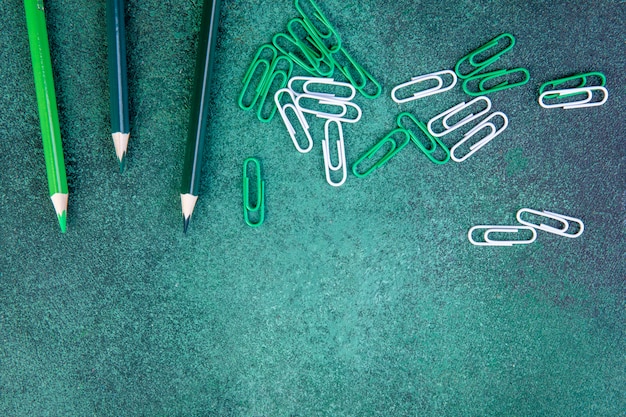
[0,0,624,416]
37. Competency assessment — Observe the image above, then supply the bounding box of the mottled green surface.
[1,0,625,416]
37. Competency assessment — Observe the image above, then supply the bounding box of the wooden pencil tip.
[181,193,198,233]
[50,193,68,233]
[112,132,130,166]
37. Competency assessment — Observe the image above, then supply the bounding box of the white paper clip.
[450,111,508,162]
[468,225,537,246]
[302,77,356,101]
[538,86,608,109]
[274,88,313,153]
[322,119,347,187]
[391,70,457,104]
[295,93,348,119]
[516,209,584,238]
[427,96,492,137]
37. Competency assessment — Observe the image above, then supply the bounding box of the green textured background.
[1,0,625,415]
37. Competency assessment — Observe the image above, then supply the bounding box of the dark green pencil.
[106,0,130,171]
[180,0,222,232]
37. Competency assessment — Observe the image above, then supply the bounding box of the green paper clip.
[273,32,320,76]
[256,56,294,123]
[352,128,411,178]
[238,44,277,111]
[286,18,334,76]
[462,68,530,96]
[539,71,606,98]
[243,158,265,227]
[330,47,382,99]
[295,0,341,52]
[455,33,516,79]
[397,112,450,165]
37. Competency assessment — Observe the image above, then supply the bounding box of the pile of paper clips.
[236,3,607,232]
[237,0,381,124]
[275,76,361,186]
[468,209,584,246]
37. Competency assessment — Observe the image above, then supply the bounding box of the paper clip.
[274,88,313,153]
[330,47,382,99]
[286,18,334,77]
[516,209,584,238]
[391,70,458,104]
[427,96,492,138]
[322,119,347,187]
[462,68,530,96]
[352,129,411,178]
[455,33,516,79]
[538,87,608,109]
[397,112,450,164]
[295,0,341,53]
[302,77,356,101]
[256,56,294,123]
[450,111,508,162]
[242,158,265,227]
[273,32,320,76]
[238,44,277,111]
[539,72,606,96]
[295,93,348,119]
[468,225,537,246]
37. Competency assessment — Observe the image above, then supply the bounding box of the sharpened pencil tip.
[183,216,190,234]
[57,211,67,233]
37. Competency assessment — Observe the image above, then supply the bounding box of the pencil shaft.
[106,0,129,136]
[24,0,68,197]
[181,0,222,196]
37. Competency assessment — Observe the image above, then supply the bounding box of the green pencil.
[180,0,222,233]
[24,0,68,233]
[106,0,130,171]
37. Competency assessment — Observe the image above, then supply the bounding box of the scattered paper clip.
[295,0,341,52]
[242,158,265,227]
[274,88,314,153]
[455,33,516,79]
[450,111,508,162]
[238,44,278,111]
[462,67,530,96]
[322,119,347,186]
[256,56,294,122]
[295,92,348,119]
[397,112,450,164]
[427,96,492,138]
[391,70,457,104]
[468,225,537,246]
[352,128,411,178]
[516,209,584,238]
[538,87,608,109]
[539,71,606,95]
[301,77,356,101]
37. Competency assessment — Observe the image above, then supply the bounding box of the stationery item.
[24,0,69,233]
[106,0,130,170]
[322,119,347,187]
[455,33,516,79]
[468,225,538,246]
[243,158,265,227]
[180,0,222,232]
[352,129,411,178]
[391,70,457,104]
[516,209,584,238]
